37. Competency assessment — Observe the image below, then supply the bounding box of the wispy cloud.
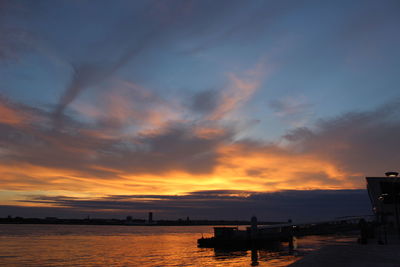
[269,95,313,127]
[50,0,275,127]
[207,62,268,121]
[0,0,32,62]
[72,80,183,136]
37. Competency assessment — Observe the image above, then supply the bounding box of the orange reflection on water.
[0,224,316,267]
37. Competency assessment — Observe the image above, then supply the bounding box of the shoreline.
[0,221,279,227]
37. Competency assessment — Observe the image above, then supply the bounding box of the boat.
[197,216,292,249]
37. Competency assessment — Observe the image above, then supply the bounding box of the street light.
[385,171,399,177]
[378,194,388,244]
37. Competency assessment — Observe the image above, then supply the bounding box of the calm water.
[0,224,355,266]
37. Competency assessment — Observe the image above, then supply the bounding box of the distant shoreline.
[0,217,284,227]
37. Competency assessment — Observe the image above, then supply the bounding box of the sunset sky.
[1,0,399,221]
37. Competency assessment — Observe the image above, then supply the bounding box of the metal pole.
[394,178,400,239]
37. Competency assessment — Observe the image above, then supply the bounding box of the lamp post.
[385,172,400,239]
[394,183,400,240]
[378,194,388,244]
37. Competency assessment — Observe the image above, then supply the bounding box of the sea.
[0,224,355,266]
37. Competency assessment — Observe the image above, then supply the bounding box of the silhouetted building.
[366,171,400,230]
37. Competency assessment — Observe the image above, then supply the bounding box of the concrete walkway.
[289,235,400,267]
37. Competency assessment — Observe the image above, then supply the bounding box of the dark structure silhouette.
[366,171,400,240]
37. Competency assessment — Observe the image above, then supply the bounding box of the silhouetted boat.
[198,217,292,249]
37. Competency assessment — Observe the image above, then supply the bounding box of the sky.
[0,0,399,222]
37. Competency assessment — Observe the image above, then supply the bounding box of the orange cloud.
[1,84,398,211]
[0,139,362,201]
[72,80,183,136]
[0,98,365,203]
[0,101,28,125]
[214,143,358,192]
[208,65,264,121]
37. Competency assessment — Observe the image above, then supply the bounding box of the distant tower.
[251,216,258,229]
[250,216,258,239]
[148,212,153,224]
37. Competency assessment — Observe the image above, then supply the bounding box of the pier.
[197,216,362,249]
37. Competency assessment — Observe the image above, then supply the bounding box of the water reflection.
[0,224,355,267]
[206,234,354,267]
[211,241,297,266]
[251,248,259,266]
